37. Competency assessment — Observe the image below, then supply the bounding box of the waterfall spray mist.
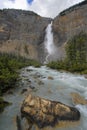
[44,21,57,63]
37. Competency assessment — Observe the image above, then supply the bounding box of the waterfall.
[44,21,57,64]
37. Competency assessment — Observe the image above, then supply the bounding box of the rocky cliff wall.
[53,0,87,60]
[0,1,87,63]
[0,9,51,63]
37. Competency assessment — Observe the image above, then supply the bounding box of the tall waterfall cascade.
[44,21,57,63]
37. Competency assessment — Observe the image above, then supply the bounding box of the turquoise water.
[0,66,87,130]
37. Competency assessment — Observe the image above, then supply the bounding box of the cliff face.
[0,9,51,62]
[53,1,87,60]
[0,1,87,63]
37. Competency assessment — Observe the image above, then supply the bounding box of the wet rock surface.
[21,94,80,129]
[71,92,87,105]
[21,89,28,94]
[48,76,54,80]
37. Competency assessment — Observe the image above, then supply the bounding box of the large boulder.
[21,94,80,129]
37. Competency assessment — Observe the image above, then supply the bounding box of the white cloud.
[0,0,84,18]
[2,0,28,10]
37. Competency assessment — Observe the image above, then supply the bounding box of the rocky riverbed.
[0,66,87,130]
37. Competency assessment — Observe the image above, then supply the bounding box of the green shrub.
[0,53,41,94]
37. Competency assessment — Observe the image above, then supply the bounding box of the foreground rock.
[71,92,87,105]
[21,94,80,129]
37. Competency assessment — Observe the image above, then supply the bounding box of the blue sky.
[27,0,33,4]
[0,0,84,18]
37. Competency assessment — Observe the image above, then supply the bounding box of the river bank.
[0,66,87,130]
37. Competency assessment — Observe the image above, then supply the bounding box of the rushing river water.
[0,66,87,130]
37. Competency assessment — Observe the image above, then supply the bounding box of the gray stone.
[21,94,80,129]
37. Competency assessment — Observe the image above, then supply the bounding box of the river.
[0,66,87,130]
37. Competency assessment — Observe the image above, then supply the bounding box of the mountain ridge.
[0,0,87,62]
